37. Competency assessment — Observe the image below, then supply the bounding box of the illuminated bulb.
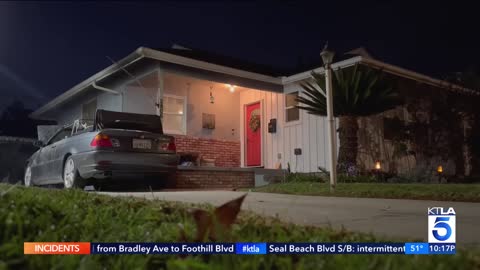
[178,111,183,114]
[229,86,235,93]
[375,161,381,170]
[437,165,443,174]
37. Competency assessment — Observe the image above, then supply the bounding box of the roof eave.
[31,47,284,119]
[30,48,145,119]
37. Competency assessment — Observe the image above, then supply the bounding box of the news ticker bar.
[24,242,456,255]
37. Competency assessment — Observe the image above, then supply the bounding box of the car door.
[50,128,72,182]
[41,128,71,183]
[29,148,48,185]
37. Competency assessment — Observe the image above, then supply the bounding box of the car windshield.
[95,110,163,134]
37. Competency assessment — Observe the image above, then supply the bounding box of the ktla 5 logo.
[428,207,456,243]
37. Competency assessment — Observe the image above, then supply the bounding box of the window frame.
[162,94,187,135]
[284,91,301,125]
[47,128,72,145]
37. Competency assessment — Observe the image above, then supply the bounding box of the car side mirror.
[33,140,45,148]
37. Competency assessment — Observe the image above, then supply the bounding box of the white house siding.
[240,82,337,173]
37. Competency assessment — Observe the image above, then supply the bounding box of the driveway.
[101,190,480,246]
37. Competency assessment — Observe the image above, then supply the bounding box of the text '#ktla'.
[236,243,267,254]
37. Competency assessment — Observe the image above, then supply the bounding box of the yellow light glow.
[178,111,183,114]
[437,165,443,173]
[226,84,236,93]
[375,161,381,170]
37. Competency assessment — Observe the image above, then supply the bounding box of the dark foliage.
[296,64,402,117]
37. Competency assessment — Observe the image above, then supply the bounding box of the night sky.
[0,1,478,110]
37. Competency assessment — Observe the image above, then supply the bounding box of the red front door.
[245,102,261,166]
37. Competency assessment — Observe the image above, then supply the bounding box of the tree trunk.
[337,116,359,172]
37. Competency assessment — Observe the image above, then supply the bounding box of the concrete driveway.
[101,190,480,246]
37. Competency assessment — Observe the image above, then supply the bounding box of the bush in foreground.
[0,184,479,269]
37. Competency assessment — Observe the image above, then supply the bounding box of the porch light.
[437,165,443,174]
[375,161,381,171]
[226,84,236,93]
[320,42,335,67]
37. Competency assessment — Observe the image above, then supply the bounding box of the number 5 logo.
[433,217,452,241]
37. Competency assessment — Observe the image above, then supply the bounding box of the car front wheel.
[63,156,85,189]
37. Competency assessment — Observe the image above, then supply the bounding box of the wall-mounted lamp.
[209,86,215,104]
[375,161,381,171]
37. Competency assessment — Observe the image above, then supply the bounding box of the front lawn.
[1,183,479,269]
[249,182,480,202]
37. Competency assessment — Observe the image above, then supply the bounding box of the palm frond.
[297,64,402,117]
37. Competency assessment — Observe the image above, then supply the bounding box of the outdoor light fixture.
[375,161,382,170]
[321,42,337,193]
[209,86,215,104]
[320,42,335,67]
[437,165,443,174]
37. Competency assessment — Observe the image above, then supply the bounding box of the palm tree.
[296,64,401,170]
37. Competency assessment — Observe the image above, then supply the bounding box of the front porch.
[158,72,283,169]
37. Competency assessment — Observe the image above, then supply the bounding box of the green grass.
[249,182,480,202]
[1,184,479,270]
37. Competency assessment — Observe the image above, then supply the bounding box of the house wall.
[123,70,160,116]
[49,90,122,126]
[163,73,241,141]
[174,135,240,167]
[163,73,242,167]
[240,83,335,173]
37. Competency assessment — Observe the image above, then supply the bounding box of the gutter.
[282,56,363,84]
[92,81,120,95]
[282,56,478,96]
[360,57,480,96]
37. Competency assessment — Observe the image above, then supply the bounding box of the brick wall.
[175,168,254,189]
[173,135,241,167]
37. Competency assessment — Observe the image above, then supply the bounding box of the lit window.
[285,92,300,122]
[163,95,186,135]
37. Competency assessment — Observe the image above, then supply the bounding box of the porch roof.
[30,47,285,119]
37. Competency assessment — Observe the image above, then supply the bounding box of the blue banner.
[268,243,405,254]
[88,242,455,255]
[91,243,235,254]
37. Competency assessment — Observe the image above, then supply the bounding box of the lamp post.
[320,43,337,192]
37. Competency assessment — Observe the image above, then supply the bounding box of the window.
[162,95,186,135]
[48,128,72,145]
[285,92,300,122]
[82,99,97,121]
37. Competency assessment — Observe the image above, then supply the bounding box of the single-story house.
[30,45,479,180]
